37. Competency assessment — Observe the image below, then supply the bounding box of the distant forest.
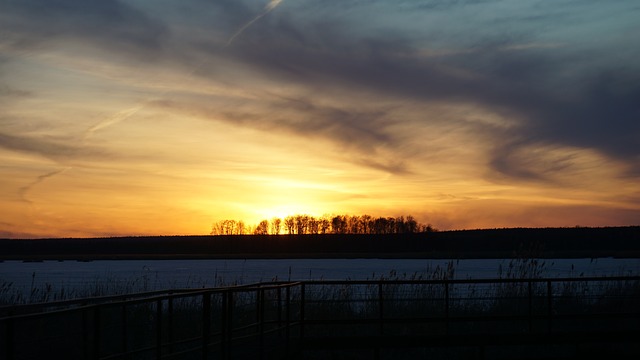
[1,227,638,260]
[211,214,436,236]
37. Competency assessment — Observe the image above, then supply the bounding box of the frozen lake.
[2,258,639,296]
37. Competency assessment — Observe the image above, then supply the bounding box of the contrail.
[82,104,145,144]
[88,0,283,140]
[19,167,71,203]
[226,0,283,46]
[20,105,144,203]
[20,1,285,203]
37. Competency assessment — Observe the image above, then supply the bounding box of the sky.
[1,0,639,238]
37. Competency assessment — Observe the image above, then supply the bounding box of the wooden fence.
[2,276,639,359]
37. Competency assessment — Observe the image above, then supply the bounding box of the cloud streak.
[0,0,168,58]
[4,0,638,180]
[0,131,113,203]
[0,132,83,161]
[82,105,145,144]
[226,0,284,46]
[210,1,640,179]
[1,0,639,236]
[18,167,71,203]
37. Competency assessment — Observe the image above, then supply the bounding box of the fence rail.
[2,276,640,359]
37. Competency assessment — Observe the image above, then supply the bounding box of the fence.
[2,276,640,359]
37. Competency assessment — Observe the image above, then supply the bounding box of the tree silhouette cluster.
[210,214,436,236]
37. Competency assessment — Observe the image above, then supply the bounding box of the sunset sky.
[1,0,639,238]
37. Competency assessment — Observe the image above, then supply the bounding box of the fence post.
[528,281,533,332]
[444,281,450,336]
[156,299,162,360]
[83,307,89,359]
[167,296,174,355]
[202,292,211,360]
[121,303,128,355]
[5,318,13,360]
[256,288,261,333]
[300,283,306,340]
[277,286,282,331]
[221,289,233,359]
[227,290,234,359]
[547,280,553,333]
[378,281,384,336]
[285,285,291,357]
[221,291,228,359]
[93,306,100,360]
[259,288,265,360]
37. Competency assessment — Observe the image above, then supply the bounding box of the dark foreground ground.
[1,226,639,261]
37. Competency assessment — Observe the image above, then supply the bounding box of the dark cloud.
[261,95,394,152]
[0,85,32,101]
[208,1,639,179]
[0,0,169,58]
[488,139,579,183]
[152,95,409,174]
[486,67,640,179]
[4,0,636,179]
[0,131,104,162]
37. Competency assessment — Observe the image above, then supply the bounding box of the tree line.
[210,214,436,235]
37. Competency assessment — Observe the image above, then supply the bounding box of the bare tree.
[212,214,434,235]
[347,215,361,234]
[319,217,331,234]
[295,214,310,235]
[270,217,282,235]
[360,214,373,234]
[308,216,320,234]
[254,219,269,235]
[406,215,418,233]
[284,216,295,235]
[332,215,347,234]
[224,220,235,235]
[238,220,247,235]
[210,220,225,235]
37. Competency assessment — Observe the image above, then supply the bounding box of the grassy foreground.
[2,260,639,359]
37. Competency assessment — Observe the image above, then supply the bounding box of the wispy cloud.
[1,0,639,235]
[212,1,640,179]
[0,0,168,59]
[18,167,70,203]
[82,105,145,144]
[0,131,112,202]
[226,0,284,46]
[0,132,82,161]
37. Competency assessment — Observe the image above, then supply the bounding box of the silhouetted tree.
[332,215,347,234]
[347,215,361,234]
[424,224,437,232]
[406,215,418,233]
[270,217,282,235]
[361,214,373,234]
[237,220,246,235]
[212,213,434,235]
[319,217,331,234]
[254,220,269,235]
[308,216,320,234]
[284,216,295,235]
[210,219,247,235]
[294,215,308,235]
